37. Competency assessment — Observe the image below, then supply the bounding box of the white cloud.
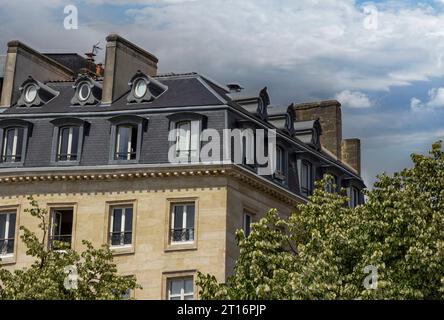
[410,87,444,111]
[335,90,373,108]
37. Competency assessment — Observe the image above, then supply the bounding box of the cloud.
[410,87,444,111]
[335,90,373,108]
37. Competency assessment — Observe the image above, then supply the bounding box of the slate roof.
[2,73,226,115]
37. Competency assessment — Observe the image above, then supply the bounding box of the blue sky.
[0,0,443,188]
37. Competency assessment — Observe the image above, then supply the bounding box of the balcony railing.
[115,152,137,161]
[57,153,77,161]
[109,231,132,246]
[1,155,21,163]
[0,238,15,255]
[170,228,194,243]
[48,234,72,250]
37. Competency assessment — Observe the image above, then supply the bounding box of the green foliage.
[198,142,444,300]
[0,197,141,300]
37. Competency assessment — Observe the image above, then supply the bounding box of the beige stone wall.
[225,179,298,276]
[341,139,361,175]
[0,169,302,299]
[0,175,228,299]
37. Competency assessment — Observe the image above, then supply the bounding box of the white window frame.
[0,211,16,257]
[175,120,200,161]
[116,125,137,161]
[109,206,133,247]
[301,161,313,196]
[57,126,78,162]
[168,277,194,300]
[170,203,195,244]
[2,128,22,162]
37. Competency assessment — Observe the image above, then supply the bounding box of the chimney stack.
[341,138,361,174]
[292,100,342,159]
[0,41,73,107]
[101,34,158,104]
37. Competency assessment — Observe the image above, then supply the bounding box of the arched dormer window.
[50,118,90,165]
[17,76,58,107]
[167,112,206,163]
[108,115,148,163]
[70,75,102,106]
[127,71,168,104]
[0,119,33,166]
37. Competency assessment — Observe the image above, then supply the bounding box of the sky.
[0,0,443,187]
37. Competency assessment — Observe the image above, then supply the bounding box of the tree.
[197,142,444,300]
[0,197,141,300]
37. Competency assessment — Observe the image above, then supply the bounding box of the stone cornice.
[0,164,304,207]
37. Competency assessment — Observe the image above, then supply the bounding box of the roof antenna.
[83,42,103,78]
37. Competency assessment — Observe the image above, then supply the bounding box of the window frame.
[108,115,148,164]
[243,211,253,237]
[109,205,134,248]
[0,119,32,167]
[349,186,360,208]
[167,112,206,164]
[170,203,196,245]
[300,160,313,197]
[50,118,88,166]
[105,200,137,255]
[0,211,17,259]
[167,277,195,300]
[48,207,75,250]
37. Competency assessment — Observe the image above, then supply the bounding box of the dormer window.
[127,71,168,104]
[0,119,33,167]
[133,78,148,99]
[78,82,91,102]
[17,76,58,107]
[2,127,24,163]
[24,83,38,104]
[71,75,102,106]
[108,115,148,164]
[50,118,89,165]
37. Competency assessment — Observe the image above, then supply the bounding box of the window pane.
[244,214,251,236]
[3,128,23,162]
[170,280,182,296]
[58,127,70,160]
[130,127,138,159]
[112,209,122,232]
[70,127,79,159]
[276,147,282,172]
[0,214,6,239]
[184,279,193,294]
[177,122,191,155]
[185,205,195,229]
[8,213,16,239]
[124,208,133,232]
[116,126,131,160]
[15,128,24,159]
[173,205,184,230]
[190,121,199,152]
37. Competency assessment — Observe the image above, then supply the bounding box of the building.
[0,34,364,299]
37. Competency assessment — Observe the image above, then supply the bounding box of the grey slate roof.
[267,105,289,117]
[3,74,226,115]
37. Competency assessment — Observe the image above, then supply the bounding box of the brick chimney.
[101,34,159,104]
[0,41,73,107]
[292,100,342,159]
[341,138,361,174]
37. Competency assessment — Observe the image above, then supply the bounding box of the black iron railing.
[170,228,194,242]
[109,231,132,246]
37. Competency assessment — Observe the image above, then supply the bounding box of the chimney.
[0,41,74,107]
[341,138,361,174]
[292,100,342,159]
[101,34,158,104]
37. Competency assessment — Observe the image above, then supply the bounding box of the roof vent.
[227,83,244,92]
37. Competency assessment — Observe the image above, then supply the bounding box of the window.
[2,127,24,163]
[243,212,252,237]
[109,206,133,247]
[49,209,73,250]
[170,203,195,243]
[168,277,194,300]
[133,78,148,99]
[24,83,38,104]
[274,146,286,182]
[115,125,138,161]
[350,187,360,208]
[0,212,16,257]
[57,126,79,161]
[301,161,313,197]
[175,121,199,161]
[77,82,92,102]
[325,175,337,193]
